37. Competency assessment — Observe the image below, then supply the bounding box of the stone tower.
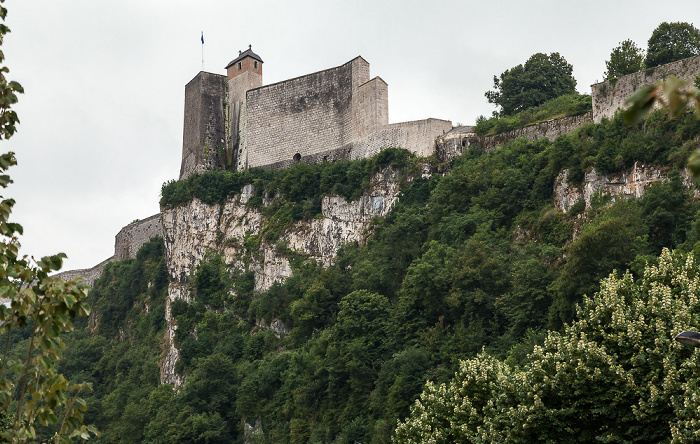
[179,70,227,180]
[226,46,263,171]
[179,46,263,180]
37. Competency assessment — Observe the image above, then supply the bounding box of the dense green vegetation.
[485,52,577,116]
[54,237,170,442]
[646,21,700,68]
[604,39,645,80]
[474,93,591,136]
[15,109,698,442]
[396,249,700,443]
[161,148,415,211]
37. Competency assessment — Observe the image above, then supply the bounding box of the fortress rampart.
[438,54,700,163]
[114,213,164,260]
[591,55,700,123]
[436,112,593,162]
[53,257,115,288]
[54,214,163,286]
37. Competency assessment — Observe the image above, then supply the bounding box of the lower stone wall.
[349,118,453,160]
[53,256,115,287]
[261,145,353,170]
[591,55,700,123]
[115,213,164,261]
[436,112,593,163]
[255,118,453,170]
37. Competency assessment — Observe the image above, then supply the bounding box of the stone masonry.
[180,51,451,178]
[180,72,227,179]
[591,54,700,123]
[54,214,164,286]
[114,213,164,260]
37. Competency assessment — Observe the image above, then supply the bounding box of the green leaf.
[623,85,658,125]
[39,355,52,370]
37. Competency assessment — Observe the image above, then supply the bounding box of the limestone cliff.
[160,168,402,386]
[553,162,694,212]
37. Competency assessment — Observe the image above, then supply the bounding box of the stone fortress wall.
[54,214,163,286]
[53,257,115,288]
[180,73,227,179]
[181,52,451,177]
[243,58,361,169]
[114,213,164,260]
[436,54,700,162]
[591,55,700,123]
[436,112,593,162]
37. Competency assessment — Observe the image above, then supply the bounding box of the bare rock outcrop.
[553,162,689,212]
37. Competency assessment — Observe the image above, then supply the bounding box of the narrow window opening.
[238,62,242,70]
[254,61,258,69]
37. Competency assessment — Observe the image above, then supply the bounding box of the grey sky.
[3,0,699,271]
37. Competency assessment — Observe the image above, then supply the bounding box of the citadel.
[57,49,700,285]
[180,46,451,178]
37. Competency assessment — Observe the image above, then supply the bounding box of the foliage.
[0,2,98,441]
[7,93,700,442]
[604,39,645,80]
[160,148,415,210]
[646,21,700,68]
[395,249,700,443]
[474,93,591,136]
[55,237,171,443]
[485,52,577,116]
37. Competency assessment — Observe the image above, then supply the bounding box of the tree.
[604,39,645,80]
[646,22,700,68]
[395,249,700,443]
[0,2,97,441]
[485,52,577,116]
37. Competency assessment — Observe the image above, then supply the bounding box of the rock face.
[553,162,692,212]
[160,168,402,386]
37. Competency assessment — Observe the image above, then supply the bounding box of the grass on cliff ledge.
[475,93,592,136]
[160,148,416,215]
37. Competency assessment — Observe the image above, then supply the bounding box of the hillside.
[6,109,695,442]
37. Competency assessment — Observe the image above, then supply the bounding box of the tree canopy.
[646,21,700,68]
[485,52,577,116]
[395,249,700,443]
[604,39,645,80]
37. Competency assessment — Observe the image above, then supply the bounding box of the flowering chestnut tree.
[395,249,700,443]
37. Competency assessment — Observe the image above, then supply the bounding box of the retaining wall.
[115,213,164,260]
[591,55,700,123]
[436,113,592,163]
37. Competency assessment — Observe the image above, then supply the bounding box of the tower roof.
[225,45,263,69]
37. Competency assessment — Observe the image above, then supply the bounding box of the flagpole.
[201,31,204,70]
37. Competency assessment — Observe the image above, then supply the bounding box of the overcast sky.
[3,0,699,271]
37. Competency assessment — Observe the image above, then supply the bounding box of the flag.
[201,32,204,45]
